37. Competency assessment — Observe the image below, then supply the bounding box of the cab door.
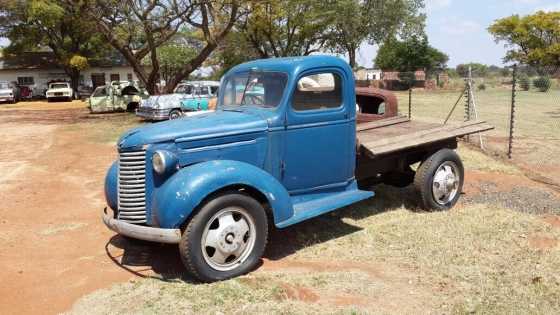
[282,70,354,192]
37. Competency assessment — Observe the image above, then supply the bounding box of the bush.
[477,83,486,91]
[518,74,530,91]
[533,76,551,92]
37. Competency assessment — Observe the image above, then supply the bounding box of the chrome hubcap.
[432,161,460,205]
[201,207,256,271]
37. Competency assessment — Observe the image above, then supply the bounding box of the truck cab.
[103,56,490,282]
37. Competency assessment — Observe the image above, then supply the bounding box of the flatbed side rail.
[359,120,494,158]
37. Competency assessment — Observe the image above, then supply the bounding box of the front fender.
[152,160,293,229]
[104,161,118,211]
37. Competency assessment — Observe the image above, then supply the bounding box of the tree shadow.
[104,184,423,282]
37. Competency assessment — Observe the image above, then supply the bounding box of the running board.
[276,188,374,228]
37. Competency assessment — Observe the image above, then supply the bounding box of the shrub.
[533,76,551,92]
[518,74,530,91]
[477,83,486,91]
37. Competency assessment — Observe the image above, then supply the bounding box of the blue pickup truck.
[103,56,492,282]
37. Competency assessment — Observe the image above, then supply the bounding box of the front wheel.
[169,109,183,120]
[414,149,464,210]
[179,193,268,282]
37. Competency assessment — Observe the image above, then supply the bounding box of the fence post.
[408,88,412,119]
[465,66,472,122]
[508,64,517,159]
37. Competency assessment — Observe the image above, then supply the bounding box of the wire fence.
[358,66,560,188]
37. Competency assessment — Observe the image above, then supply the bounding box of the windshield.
[50,83,69,89]
[91,86,108,97]
[0,82,9,89]
[219,71,287,108]
[175,84,193,94]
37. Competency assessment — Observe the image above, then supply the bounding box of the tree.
[0,0,109,94]
[488,11,560,72]
[456,63,488,77]
[80,0,241,94]
[143,29,198,86]
[207,30,260,79]
[325,0,425,69]
[374,35,448,77]
[237,0,332,58]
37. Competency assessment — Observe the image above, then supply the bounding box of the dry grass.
[63,113,144,144]
[67,147,560,314]
[0,100,87,111]
[396,88,560,186]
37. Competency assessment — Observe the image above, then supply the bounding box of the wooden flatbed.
[353,87,494,187]
[356,116,494,158]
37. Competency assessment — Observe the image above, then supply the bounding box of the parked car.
[46,82,74,102]
[19,85,33,100]
[102,56,493,282]
[88,81,148,113]
[0,81,19,104]
[136,81,219,120]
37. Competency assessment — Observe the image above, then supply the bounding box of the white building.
[355,68,382,81]
[0,52,140,97]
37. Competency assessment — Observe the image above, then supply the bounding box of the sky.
[356,0,560,68]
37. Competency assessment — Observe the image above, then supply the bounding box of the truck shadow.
[105,184,422,282]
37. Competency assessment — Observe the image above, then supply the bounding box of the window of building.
[17,76,34,85]
[292,72,342,111]
[110,73,120,82]
[127,73,133,81]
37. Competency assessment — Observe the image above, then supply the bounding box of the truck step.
[277,188,374,228]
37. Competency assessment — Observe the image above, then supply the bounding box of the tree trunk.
[348,48,357,70]
[69,68,80,99]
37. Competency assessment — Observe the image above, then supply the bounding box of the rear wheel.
[414,149,463,210]
[169,109,183,120]
[179,193,268,282]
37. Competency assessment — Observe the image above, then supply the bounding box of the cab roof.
[228,55,352,77]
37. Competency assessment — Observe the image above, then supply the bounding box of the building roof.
[0,51,130,71]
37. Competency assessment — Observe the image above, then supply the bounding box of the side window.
[292,72,342,111]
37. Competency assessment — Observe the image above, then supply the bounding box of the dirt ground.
[1,101,559,314]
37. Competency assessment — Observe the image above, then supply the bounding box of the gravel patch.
[462,182,560,215]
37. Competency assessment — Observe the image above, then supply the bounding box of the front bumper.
[0,96,14,102]
[135,107,169,120]
[102,208,181,244]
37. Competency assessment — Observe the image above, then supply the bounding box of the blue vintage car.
[103,55,492,282]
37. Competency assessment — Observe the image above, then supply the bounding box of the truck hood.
[118,109,269,149]
[0,88,13,94]
[141,93,188,109]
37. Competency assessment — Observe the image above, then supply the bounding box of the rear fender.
[152,160,293,228]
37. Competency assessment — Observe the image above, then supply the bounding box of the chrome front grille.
[118,149,147,223]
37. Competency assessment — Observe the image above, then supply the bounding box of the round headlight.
[152,151,166,174]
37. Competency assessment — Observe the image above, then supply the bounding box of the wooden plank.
[356,115,409,132]
[364,122,493,157]
[360,120,486,149]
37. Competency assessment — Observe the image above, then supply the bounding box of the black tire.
[414,149,464,211]
[126,102,139,112]
[179,192,268,282]
[169,109,182,120]
[383,166,415,188]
